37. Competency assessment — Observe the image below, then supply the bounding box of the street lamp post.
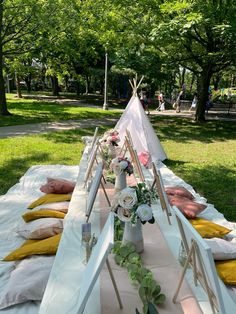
[103,49,108,110]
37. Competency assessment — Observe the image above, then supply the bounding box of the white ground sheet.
[0,164,79,314]
[0,151,235,313]
[143,162,236,313]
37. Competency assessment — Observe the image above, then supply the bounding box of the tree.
[151,0,236,121]
[0,0,59,115]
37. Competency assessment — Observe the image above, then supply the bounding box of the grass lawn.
[0,129,89,195]
[0,94,121,127]
[150,115,236,221]
[0,95,235,222]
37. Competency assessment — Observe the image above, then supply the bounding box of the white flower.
[107,135,113,142]
[136,204,153,221]
[112,163,122,175]
[118,187,137,209]
[119,160,128,170]
[117,207,132,222]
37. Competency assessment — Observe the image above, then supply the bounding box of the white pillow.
[16,218,63,239]
[0,256,54,309]
[32,201,70,213]
[205,238,236,260]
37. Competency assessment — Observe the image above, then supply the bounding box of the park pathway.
[0,117,119,139]
[0,109,235,139]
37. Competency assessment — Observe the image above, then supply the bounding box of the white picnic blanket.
[0,165,79,314]
[0,158,235,313]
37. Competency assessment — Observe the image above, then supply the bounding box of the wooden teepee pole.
[129,75,144,96]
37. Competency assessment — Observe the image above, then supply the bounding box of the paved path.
[0,109,235,139]
[153,109,236,121]
[0,117,118,139]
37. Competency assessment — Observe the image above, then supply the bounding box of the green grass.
[0,125,112,196]
[150,116,236,221]
[0,129,89,195]
[0,94,121,127]
[0,95,235,222]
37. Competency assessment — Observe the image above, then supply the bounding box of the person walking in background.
[140,90,144,108]
[189,93,197,111]
[139,91,150,115]
[143,92,150,115]
[156,91,165,111]
[156,91,164,110]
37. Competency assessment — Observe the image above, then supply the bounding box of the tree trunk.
[15,73,22,98]
[195,69,212,122]
[41,66,47,90]
[50,75,59,96]
[85,75,91,94]
[178,67,186,88]
[25,73,32,93]
[75,80,80,96]
[64,75,69,92]
[0,1,11,116]
[0,66,9,115]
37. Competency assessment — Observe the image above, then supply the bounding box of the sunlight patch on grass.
[0,96,121,127]
[0,129,86,195]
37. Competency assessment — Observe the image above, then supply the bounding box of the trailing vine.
[112,222,166,314]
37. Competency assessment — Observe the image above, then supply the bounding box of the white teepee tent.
[115,77,167,162]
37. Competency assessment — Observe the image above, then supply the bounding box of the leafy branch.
[113,241,166,314]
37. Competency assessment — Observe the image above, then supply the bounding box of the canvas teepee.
[115,76,167,162]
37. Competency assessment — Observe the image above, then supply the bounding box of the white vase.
[115,171,127,192]
[108,145,117,158]
[122,219,144,253]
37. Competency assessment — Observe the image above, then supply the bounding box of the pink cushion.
[40,178,75,194]
[138,151,151,167]
[165,186,194,200]
[167,195,207,219]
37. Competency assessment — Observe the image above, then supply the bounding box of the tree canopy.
[1,0,236,121]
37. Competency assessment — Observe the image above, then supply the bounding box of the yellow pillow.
[3,234,61,261]
[22,209,66,222]
[28,194,72,209]
[215,260,236,285]
[189,218,231,238]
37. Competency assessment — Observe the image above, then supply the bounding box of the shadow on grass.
[1,99,121,127]
[0,126,115,195]
[0,152,50,195]
[40,125,116,144]
[164,159,186,168]
[41,128,95,144]
[151,116,236,143]
[165,160,236,221]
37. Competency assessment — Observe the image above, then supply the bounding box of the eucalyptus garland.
[113,221,166,314]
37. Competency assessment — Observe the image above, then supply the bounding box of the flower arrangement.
[99,129,121,163]
[112,182,157,225]
[110,157,134,176]
[100,129,120,147]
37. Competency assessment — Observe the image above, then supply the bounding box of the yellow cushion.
[215,260,236,285]
[22,210,66,222]
[28,194,72,209]
[3,234,61,261]
[189,218,231,238]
